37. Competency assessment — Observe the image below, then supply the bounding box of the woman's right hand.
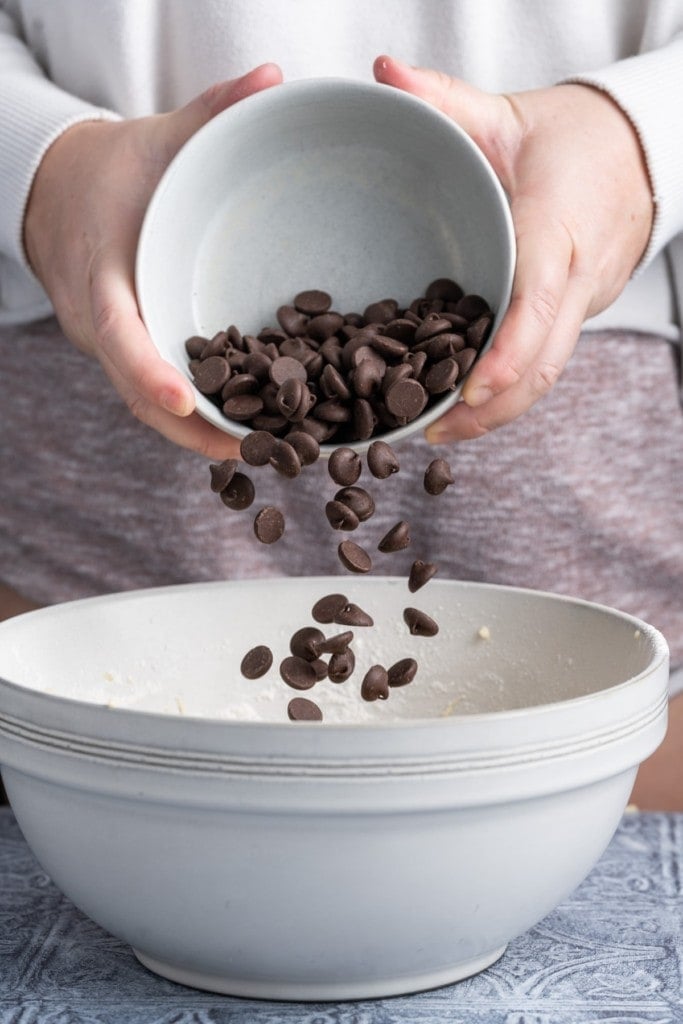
[24,64,283,459]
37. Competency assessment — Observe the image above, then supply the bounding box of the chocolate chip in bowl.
[136,77,515,455]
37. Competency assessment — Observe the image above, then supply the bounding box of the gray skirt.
[1,317,682,681]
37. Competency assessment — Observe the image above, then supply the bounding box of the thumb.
[373,55,517,185]
[165,63,283,151]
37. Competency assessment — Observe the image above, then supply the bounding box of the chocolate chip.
[269,439,302,478]
[352,398,377,440]
[185,334,208,358]
[290,626,326,661]
[363,298,398,324]
[384,378,427,422]
[325,500,360,532]
[328,647,356,683]
[334,486,375,522]
[276,378,312,422]
[313,630,354,656]
[387,658,418,687]
[223,393,264,421]
[294,289,332,316]
[414,314,453,344]
[209,458,238,493]
[408,560,437,592]
[466,313,493,350]
[311,658,329,681]
[287,696,323,721]
[280,655,319,690]
[328,447,362,486]
[253,506,285,544]
[269,355,308,387]
[223,373,259,401]
[367,440,400,479]
[277,304,309,336]
[378,520,411,553]
[361,665,390,701]
[240,430,277,466]
[425,278,464,304]
[424,458,454,495]
[192,355,230,395]
[286,430,320,466]
[334,602,374,627]
[220,472,255,510]
[424,357,459,394]
[306,312,345,342]
[403,607,439,637]
[311,593,348,623]
[338,539,372,573]
[240,645,273,679]
[320,363,352,401]
[454,348,478,376]
[453,293,490,321]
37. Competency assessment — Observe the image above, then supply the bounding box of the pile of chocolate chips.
[186,279,493,446]
[199,279,483,722]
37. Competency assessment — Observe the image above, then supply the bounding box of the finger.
[460,200,576,410]
[168,63,283,149]
[425,275,591,442]
[90,264,195,417]
[373,54,516,178]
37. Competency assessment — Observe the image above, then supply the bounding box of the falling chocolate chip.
[325,499,360,532]
[209,458,239,493]
[424,458,454,495]
[220,472,255,511]
[311,593,348,623]
[338,540,373,574]
[334,602,374,627]
[328,447,362,486]
[240,645,273,679]
[361,665,390,701]
[290,626,326,661]
[287,697,323,721]
[366,440,400,479]
[328,647,356,683]
[312,630,354,656]
[280,656,319,690]
[408,560,438,593]
[403,607,439,637]
[387,658,418,688]
[378,520,411,554]
[253,506,285,544]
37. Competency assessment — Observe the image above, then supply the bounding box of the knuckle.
[527,286,560,330]
[530,360,562,398]
[92,299,121,348]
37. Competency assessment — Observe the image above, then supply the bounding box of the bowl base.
[133,944,507,1001]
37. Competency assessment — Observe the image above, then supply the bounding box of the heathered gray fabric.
[1,317,681,671]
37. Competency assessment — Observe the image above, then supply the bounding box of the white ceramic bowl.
[0,578,668,1001]
[136,78,515,453]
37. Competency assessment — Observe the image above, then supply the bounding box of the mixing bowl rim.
[0,577,668,734]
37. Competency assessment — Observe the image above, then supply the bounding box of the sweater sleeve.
[566,33,683,274]
[0,8,120,325]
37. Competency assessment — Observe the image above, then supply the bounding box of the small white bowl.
[0,578,668,1000]
[136,78,515,452]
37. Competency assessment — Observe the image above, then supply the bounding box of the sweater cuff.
[565,35,683,274]
[0,74,121,276]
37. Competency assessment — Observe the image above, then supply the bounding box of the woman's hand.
[374,55,654,441]
[24,63,283,459]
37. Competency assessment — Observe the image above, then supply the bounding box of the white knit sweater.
[1,0,682,337]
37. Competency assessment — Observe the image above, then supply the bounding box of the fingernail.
[161,387,193,416]
[464,384,493,407]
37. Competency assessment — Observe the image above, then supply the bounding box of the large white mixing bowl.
[0,577,668,1000]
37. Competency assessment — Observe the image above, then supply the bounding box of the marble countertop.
[1,807,681,1023]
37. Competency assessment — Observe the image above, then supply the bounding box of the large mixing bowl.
[0,577,668,1000]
